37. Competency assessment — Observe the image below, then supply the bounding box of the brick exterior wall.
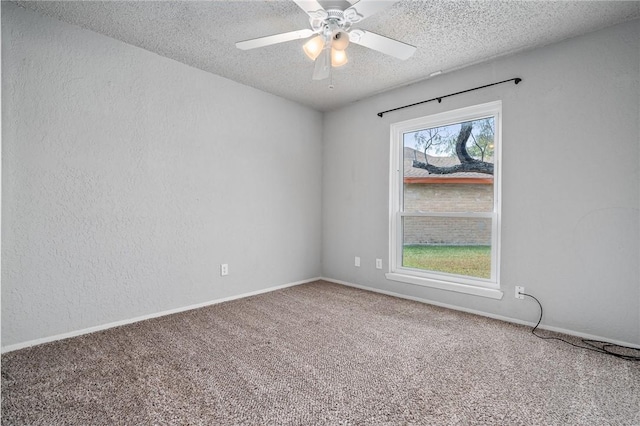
[403,183,493,245]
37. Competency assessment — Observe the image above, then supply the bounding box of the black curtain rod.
[377,77,522,117]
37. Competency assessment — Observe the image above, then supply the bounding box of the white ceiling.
[15,0,640,111]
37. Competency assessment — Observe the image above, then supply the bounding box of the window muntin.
[388,101,502,295]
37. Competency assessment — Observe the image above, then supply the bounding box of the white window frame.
[386,101,504,300]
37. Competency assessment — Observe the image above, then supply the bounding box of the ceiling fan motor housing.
[313,9,349,30]
[312,8,354,48]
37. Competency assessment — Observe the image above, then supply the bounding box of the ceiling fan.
[235,0,417,81]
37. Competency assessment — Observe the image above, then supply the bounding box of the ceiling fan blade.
[349,29,416,60]
[344,0,396,23]
[236,29,314,50]
[292,0,326,18]
[312,48,330,80]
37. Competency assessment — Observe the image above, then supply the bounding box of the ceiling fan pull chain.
[329,66,334,90]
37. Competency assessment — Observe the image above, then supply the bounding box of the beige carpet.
[2,281,639,425]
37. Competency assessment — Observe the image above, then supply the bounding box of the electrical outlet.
[220,264,229,276]
[354,256,360,267]
[376,259,383,269]
[515,286,525,299]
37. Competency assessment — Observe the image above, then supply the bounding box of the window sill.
[385,272,504,300]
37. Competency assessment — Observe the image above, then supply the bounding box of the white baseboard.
[1,277,321,354]
[5,276,637,353]
[322,276,640,350]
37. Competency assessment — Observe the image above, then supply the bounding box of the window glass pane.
[402,216,492,279]
[404,182,493,213]
[403,117,494,213]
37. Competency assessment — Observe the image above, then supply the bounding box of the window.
[387,101,503,299]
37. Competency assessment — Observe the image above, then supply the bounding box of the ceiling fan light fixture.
[303,35,325,60]
[331,30,350,51]
[331,48,348,67]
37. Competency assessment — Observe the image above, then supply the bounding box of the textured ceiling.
[15,0,640,111]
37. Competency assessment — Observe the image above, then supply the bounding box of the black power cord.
[523,293,640,362]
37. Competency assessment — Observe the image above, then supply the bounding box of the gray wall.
[2,3,323,347]
[323,20,640,345]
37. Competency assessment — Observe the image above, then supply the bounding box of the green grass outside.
[402,245,491,279]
